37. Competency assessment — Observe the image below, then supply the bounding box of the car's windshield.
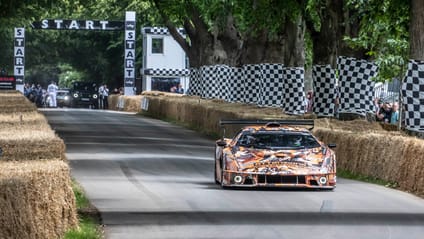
[237,131,320,149]
[57,91,69,96]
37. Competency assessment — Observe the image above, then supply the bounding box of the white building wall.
[141,27,188,92]
[145,34,186,69]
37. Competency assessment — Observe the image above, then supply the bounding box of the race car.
[215,119,336,189]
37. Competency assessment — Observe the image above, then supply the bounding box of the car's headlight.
[93,94,98,99]
[73,93,78,98]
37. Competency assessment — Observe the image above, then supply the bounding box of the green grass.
[338,169,399,188]
[64,180,103,239]
[64,216,101,239]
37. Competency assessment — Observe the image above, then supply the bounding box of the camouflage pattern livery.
[215,120,336,189]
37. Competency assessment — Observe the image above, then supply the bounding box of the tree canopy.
[0,0,421,87]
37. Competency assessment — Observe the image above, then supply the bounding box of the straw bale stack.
[0,91,38,113]
[0,92,78,238]
[0,160,78,239]
[314,128,424,196]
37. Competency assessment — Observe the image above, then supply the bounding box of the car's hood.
[233,146,331,174]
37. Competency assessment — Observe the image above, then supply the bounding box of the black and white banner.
[124,11,136,95]
[32,19,124,31]
[14,27,25,92]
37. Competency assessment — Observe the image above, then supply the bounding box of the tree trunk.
[282,15,306,67]
[410,0,424,60]
[309,0,341,67]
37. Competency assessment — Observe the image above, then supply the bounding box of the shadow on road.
[101,211,424,226]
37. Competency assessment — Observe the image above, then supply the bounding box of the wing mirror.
[216,140,227,147]
[328,143,336,148]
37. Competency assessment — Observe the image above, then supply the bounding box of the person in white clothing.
[98,84,104,109]
[102,84,109,109]
[47,81,58,107]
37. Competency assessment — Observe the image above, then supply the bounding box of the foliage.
[64,180,102,239]
[1,0,157,90]
[343,0,409,81]
[64,216,101,239]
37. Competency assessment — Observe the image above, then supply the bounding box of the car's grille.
[257,175,306,184]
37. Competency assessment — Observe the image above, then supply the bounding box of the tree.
[410,0,424,60]
[152,0,306,67]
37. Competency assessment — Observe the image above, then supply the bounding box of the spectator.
[102,84,109,109]
[98,84,104,109]
[176,84,184,94]
[390,102,399,125]
[376,102,392,123]
[47,81,58,107]
[35,84,44,107]
[305,91,313,113]
[170,85,177,93]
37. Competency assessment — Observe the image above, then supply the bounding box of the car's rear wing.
[219,119,314,130]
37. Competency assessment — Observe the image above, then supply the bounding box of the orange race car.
[215,119,336,189]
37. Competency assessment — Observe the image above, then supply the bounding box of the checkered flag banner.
[312,65,337,117]
[143,68,190,77]
[402,60,424,132]
[200,65,221,99]
[242,64,262,104]
[337,56,378,116]
[187,68,201,96]
[215,65,231,101]
[282,67,305,115]
[226,67,245,103]
[258,63,284,107]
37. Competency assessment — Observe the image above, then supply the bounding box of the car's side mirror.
[328,143,336,148]
[216,140,227,147]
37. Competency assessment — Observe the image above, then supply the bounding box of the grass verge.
[64,180,103,239]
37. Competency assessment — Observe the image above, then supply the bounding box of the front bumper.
[221,170,336,189]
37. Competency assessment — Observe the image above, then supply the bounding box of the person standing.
[47,81,58,107]
[102,84,109,109]
[98,84,104,109]
[390,102,399,125]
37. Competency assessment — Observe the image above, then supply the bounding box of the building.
[140,27,190,93]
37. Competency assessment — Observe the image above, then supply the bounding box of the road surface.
[41,108,424,239]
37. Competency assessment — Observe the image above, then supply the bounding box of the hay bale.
[0,112,50,131]
[0,133,66,161]
[0,160,78,239]
[0,91,38,113]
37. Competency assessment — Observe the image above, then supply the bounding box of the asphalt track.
[41,108,424,239]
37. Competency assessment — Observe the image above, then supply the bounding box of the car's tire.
[214,160,220,185]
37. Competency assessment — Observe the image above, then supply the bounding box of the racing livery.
[215,120,336,189]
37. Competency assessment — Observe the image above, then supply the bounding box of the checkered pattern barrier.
[225,67,245,103]
[142,27,186,35]
[312,65,337,117]
[402,60,424,132]
[259,64,285,107]
[187,68,201,96]
[282,67,305,115]
[242,65,262,104]
[200,65,220,99]
[215,65,231,100]
[337,56,378,116]
[143,68,190,77]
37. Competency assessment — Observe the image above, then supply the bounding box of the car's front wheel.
[214,160,220,185]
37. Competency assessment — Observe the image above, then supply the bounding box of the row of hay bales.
[110,92,424,197]
[0,91,78,239]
